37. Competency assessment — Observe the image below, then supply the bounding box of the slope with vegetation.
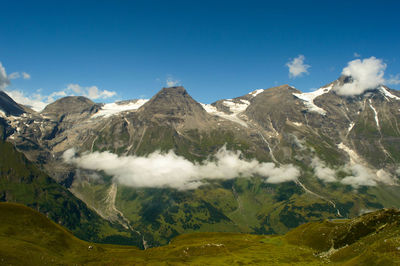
[1,202,400,265]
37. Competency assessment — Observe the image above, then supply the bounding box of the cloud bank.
[335,57,386,95]
[63,147,300,190]
[286,55,310,78]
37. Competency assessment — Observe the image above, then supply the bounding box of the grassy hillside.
[1,202,400,265]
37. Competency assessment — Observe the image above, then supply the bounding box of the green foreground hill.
[1,202,400,265]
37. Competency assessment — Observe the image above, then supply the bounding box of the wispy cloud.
[8,72,20,80]
[166,75,181,87]
[353,52,361,58]
[286,55,310,78]
[387,74,400,85]
[63,146,300,190]
[7,71,31,80]
[22,72,31,79]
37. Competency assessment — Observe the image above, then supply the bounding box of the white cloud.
[311,158,337,183]
[0,62,31,90]
[8,72,20,80]
[166,76,180,87]
[0,62,10,90]
[5,90,49,111]
[63,146,300,190]
[7,71,31,80]
[335,57,386,95]
[341,164,377,187]
[6,84,116,112]
[387,74,400,85]
[286,55,310,78]
[65,84,116,100]
[354,52,361,58]
[340,164,396,188]
[22,72,31,79]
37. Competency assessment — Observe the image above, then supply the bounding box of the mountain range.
[1,76,400,247]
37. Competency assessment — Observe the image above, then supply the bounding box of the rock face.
[42,96,100,119]
[139,87,207,118]
[0,91,25,116]
[2,80,400,246]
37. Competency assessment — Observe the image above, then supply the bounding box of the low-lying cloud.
[310,156,396,188]
[63,147,300,190]
[335,57,386,95]
[286,55,310,78]
[311,158,337,183]
[341,164,379,187]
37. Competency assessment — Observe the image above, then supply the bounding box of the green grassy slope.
[1,202,400,265]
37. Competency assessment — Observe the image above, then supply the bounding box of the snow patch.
[0,109,5,117]
[347,122,355,133]
[368,99,380,130]
[92,99,148,118]
[292,84,332,115]
[379,86,400,101]
[292,121,303,127]
[201,103,248,127]
[249,89,264,97]
[222,99,250,113]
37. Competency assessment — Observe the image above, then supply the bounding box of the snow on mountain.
[92,99,148,118]
[292,84,333,115]
[379,86,400,101]
[249,89,264,97]
[201,100,249,128]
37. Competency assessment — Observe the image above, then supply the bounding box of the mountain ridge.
[1,78,400,246]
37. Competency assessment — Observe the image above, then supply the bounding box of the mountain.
[1,79,400,246]
[1,202,399,265]
[0,91,26,116]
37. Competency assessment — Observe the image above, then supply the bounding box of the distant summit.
[138,86,208,120]
[42,96,100,119]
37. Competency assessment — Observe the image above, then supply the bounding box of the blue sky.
[1,0,399,108]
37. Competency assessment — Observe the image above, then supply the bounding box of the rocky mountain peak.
[138,86,207,118]
[41,96,99,118]
[0,91,25,116]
